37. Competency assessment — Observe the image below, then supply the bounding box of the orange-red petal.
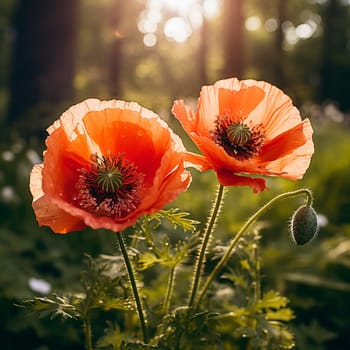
[195,79,265,137]
[184,151,212,171]
[172,78,314,192]
[30,99,191,234]
[30,165,86,233]
[216,168,267,193]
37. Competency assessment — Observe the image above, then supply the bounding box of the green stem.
[83,315,93,350]
[196,188,313,308]
[253,231,261,304]
[188,184,225,310]
[164,266,176,314]
[116,232,148,343]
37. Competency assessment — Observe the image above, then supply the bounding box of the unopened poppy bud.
[290,205,318,245]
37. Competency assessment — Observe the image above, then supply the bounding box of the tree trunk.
[320,0,339,103]
[198,10,208,86]
[319,0,350,110]
[8,0,78,134]
[222,0,244,79]
[274,0,286,88]
[108,0,123,98]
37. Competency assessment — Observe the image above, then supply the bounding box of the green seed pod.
[290,205,318,245]
[97,168,124,193]
[227,123,251,145]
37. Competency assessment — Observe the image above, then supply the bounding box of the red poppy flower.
[172,78,314,193]
[30,99,191,234]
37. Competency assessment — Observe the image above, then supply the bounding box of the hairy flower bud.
[290,205,318,245]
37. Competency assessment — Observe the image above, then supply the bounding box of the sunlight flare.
[138,0,220,45]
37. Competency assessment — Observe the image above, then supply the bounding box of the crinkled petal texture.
[172,78,314,193]
[30,99,191,234]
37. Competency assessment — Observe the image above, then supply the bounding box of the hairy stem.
[188,184,225,310]
[253,231,261,304]
[196,188,313,307]
[83,315,93,350]
[116,232,148,343]
[164,266,176,314]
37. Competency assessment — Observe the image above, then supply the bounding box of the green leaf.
[138,251,161,270]
[266,308,295,322]
[96,321,122,349]
[20,293,81,320]
[240,258,251,271]
[96,296,133,312]
[138,233,200,270]
[150,208,199,232]
[154,307,221,349]
[80,255,132,312]
[255,290,289,311]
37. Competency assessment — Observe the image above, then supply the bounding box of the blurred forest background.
[0,0,350,349]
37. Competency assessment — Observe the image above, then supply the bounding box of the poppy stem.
[253,230,261,304]
[83,314,93,350]
[196,188,314,308]
[164,265,176,314]
[116,232,148,344]
[188,184,226,311]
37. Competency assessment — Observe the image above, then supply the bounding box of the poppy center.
[74,153,144,218]
[211,116,265,160]
[97,168,124,193]
[226,123,251,146]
